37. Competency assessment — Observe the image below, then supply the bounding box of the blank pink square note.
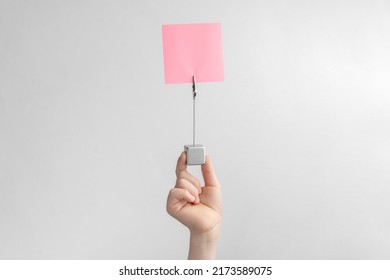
[162,23,224,84]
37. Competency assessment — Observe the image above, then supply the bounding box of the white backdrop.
[1,0,390,259]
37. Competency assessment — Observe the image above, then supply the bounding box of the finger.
[166,188,195,216]
[175,152,202,194]
[176,178,200,204]
[201,155,220,187]
[177,171,202,194]
[175,152,187,176]
[167,188,195,205]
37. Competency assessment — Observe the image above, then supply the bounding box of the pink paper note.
[162,23,224,84]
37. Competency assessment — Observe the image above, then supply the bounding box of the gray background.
[1,0,389,259]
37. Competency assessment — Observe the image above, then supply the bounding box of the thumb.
[201,155,220,187]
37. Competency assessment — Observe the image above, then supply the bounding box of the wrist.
[188,226,220,260]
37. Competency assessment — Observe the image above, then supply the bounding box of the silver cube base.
[184,144,205,165]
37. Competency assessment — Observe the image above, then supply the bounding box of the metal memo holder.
[184,76,205,165]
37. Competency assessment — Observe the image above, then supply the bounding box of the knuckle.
[177,170,187,178]
[176,178,187,187]
[168,188,177,196]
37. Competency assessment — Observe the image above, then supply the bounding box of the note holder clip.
[184,76,205,165]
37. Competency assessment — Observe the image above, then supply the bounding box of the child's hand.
[166,152,222,259]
